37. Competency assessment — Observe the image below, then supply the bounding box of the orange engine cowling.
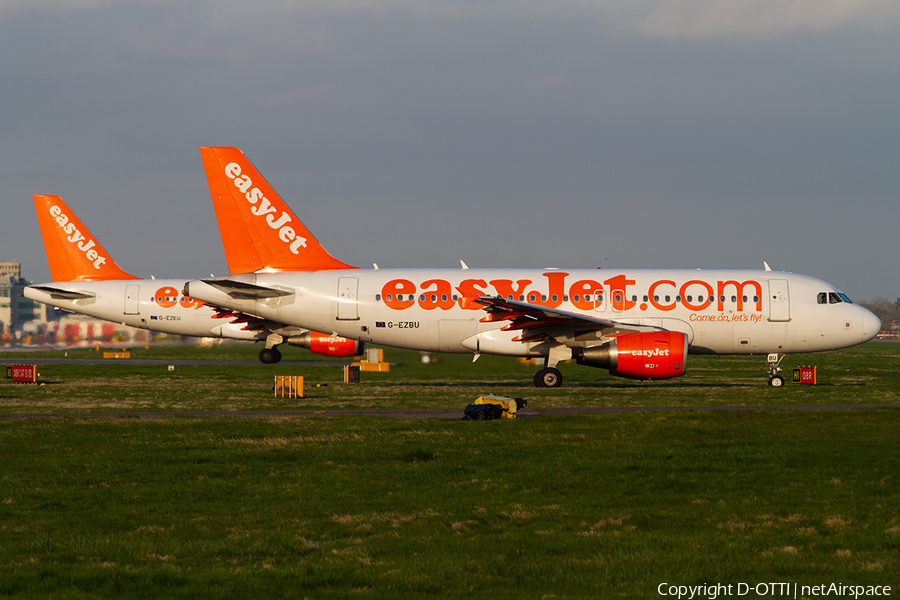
[576,331,688,380]
[289,331,364,358]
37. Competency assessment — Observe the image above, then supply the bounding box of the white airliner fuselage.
[24,279,362,357]
[25,279,271,339]
[185,267,879,369]
[182,146,881,387]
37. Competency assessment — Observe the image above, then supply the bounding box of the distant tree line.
[858,298,900,331]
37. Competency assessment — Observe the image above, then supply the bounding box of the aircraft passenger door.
[768,279,791,322]
[337,277,359,320]
[124,285,140,315]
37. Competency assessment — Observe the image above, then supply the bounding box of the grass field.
[1,341,898,598]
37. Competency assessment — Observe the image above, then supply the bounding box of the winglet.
[33,195,137,282]
[199,147,357,273]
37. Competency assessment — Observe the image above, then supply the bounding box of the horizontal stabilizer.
[27,285,97,300]
[199,279,294,300]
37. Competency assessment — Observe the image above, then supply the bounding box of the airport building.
[0,260,150,347]
[0,262,41,337]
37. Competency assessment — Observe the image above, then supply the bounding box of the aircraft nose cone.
[861,308,881,342]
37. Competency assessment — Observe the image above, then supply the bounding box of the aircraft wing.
[27,285,97,300]
[198,279,295,300]
[470,295,664,345]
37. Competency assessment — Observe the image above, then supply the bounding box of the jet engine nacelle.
[576,331,688,380]
[288,331,364,357]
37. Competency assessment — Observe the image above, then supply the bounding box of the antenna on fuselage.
[763,261,772,271]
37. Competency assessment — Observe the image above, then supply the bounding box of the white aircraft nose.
[861,308,881,342]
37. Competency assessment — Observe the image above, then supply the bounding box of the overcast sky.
[1,0,898,300]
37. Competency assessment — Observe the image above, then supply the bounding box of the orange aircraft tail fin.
[200,147,356,273]
[33,195,138,282]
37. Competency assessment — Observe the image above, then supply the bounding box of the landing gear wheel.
[768,375,784,387]
[259,347,282,364]
[534,367,563,388]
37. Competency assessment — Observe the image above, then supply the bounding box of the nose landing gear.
[766,353,785,386]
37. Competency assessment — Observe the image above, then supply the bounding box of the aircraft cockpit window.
[829,292,842,304]
[817,292,827,304]
[839,293,853,304]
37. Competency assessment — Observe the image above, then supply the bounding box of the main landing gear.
[766,353,785,387]
[533,346,570,388]
[259,347,282,364]
[259,332,284,364]
[534,367,563,388]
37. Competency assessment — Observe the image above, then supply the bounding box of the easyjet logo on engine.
[48,205,108,269]
[379,273,764,315]
[224,162,307,254]
[627,348,671,357]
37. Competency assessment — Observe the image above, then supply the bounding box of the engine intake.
[576,331,688,380]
